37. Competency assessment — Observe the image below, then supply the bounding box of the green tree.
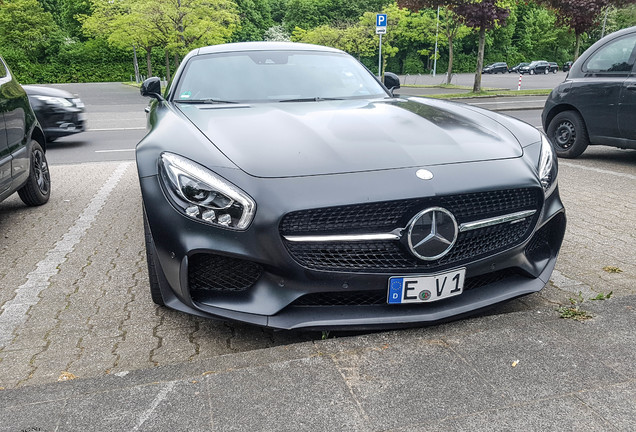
[80,0,239,78]
[0,0,57,59]
[231,0,273,41]
[539,0,632,59]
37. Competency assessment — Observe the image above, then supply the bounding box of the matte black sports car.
[22,85,86,142]
[137,42,566,330]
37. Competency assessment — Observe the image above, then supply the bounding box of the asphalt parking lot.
[0,82,634,430]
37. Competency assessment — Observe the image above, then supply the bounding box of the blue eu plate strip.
[388,278,403,304]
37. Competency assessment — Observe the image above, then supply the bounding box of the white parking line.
[559,161,636,181]
[95,149,136,153]
[88,127,146,131]
[0,162,133,349]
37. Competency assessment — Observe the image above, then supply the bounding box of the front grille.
[188,253,262,292]
[281,188,540,235]
[290,269,521,306]
[281,188,542,272]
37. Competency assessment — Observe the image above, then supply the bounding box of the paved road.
[0,83,634,430]
[399,71,567,90]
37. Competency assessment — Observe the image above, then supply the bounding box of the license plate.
[388,268,465,304]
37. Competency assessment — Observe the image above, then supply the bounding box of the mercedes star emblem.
[407,207,458,261]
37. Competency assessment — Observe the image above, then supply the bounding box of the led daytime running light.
[160,152,256,230]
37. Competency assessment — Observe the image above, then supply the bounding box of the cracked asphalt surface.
[0,83,634,430]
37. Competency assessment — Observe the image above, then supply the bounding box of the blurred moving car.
[520,61,551,74]
[509,62,529,73]
[562,61,573,72]
[137,42,565,330]
[22,85,86,142]
[482,62,508,74]
[548,62,559,73]
[0,57,50,206]
[542,26,636,158]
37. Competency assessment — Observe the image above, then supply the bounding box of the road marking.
[559,161,636,181]
[0,162,133,349]
[88,127,146,131]
[133,381,176,431]
[95,149,136,153]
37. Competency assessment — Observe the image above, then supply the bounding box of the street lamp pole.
[433,6,440,77]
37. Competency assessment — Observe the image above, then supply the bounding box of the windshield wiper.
[279,97,344,102]
[175,98,238,104]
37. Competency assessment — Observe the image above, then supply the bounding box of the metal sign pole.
[378,33,383,78]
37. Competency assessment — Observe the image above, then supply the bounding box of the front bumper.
[140,158,566,330]
[36,108,86,139]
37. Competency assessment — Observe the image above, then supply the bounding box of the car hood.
[22,85,74,98]
[177,98,524,178]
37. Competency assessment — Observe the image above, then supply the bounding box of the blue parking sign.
[376,14,387,27]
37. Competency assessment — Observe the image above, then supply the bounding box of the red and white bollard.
[517,73,522,91]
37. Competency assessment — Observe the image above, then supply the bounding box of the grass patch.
[424,88,552,99]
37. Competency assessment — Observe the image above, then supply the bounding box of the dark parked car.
[548,62,559,73]
[542,26,636,158]
[482,62,508,74]
[0,57,50,206]
[137,42,565,330]
[520,60,551,74]
[509,62,529,73]
[562,61,573,72]
[22,85,85,142]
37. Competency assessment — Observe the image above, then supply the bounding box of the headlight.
[538,133,558,196]
[159,152,256,230]
[34,95,74,107]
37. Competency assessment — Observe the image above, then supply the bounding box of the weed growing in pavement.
[556,291,593,321]
[589,291,613,301]
[602,266,623,273]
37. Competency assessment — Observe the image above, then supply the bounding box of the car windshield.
[172,50,388,103]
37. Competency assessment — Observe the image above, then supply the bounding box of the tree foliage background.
[0,0,633,83]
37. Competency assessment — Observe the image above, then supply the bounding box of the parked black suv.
[482,62,508,74]
[520,60,551,74]
[542,26,636,158]
[0,56,50,205]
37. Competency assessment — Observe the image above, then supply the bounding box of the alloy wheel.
[32,148,50,195]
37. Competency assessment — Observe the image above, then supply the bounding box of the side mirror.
[140,77,164,101]
[383,72,400,94]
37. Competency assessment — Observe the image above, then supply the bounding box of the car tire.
[18,140,51,206]
[143,208,166,306]
[530,70,535,75]
[547,111,589,158]
[544,68,548,74]
[553,69,557,74]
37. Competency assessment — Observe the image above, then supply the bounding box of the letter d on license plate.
[388,268,466,304]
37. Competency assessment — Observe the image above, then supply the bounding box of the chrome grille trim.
[458,210,536,232]
[283,210,536,243]
[284,231,402,243]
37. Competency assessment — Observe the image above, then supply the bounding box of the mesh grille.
[285,218,533,272]
[281,188,542,272]
[188,253,263,292]
[525,213,566,260]
[291,269,520,306]
[281,188,541,235]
